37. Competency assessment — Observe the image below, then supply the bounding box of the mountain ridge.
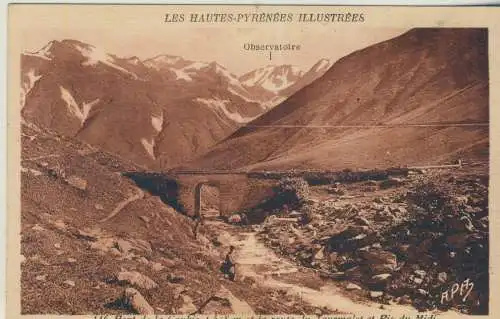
[186,28,489,171]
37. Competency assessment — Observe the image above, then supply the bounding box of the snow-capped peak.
[126,56,142,65]
[240,64,304,93]
[74,44,139,79]
[23,41,56,60]
[146,55,183,66]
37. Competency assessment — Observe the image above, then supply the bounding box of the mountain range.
[21,40,330,168]
[21,28,489,172]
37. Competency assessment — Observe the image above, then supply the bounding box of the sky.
[11,5,407,75]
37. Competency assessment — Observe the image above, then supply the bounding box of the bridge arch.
[194,181,221,218]
[172,173,278,218]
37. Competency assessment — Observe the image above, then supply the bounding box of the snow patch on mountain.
[195,98,257,124]
[311,58,332,73]
[213,64,247,91]
[151,113,164,132]
[261,75,288,93]
[75,44,139,79]
[184,62,209,71]
[21,69,43,108]
[23,41,54,61]
[261,96,287,110]
[59,86,99,126]
[228,88,257,103]
[143,55,187,71]
[140,138,156,159]
[127,57,141,65]
[172,69,193,82]
[156,55,182,65]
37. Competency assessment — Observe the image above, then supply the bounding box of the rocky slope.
[20,120,320,315]
[253,167,488,315]
[189,28,489,171]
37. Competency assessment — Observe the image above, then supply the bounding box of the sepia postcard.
[6,4,500,319]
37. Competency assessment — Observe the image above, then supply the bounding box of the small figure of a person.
[240,212,249,227]
[220,245,236,281]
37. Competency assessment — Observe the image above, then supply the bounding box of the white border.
[1,1,499,319]
[1,2,7,319]
[4,0,500,4]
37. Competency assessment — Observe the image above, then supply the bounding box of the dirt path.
[210,221,472,318]
[100,189,145,222]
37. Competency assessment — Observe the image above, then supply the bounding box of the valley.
[19,27,489,316]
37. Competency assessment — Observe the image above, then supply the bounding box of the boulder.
[160,258,177,268]
[371,273,392,283]
[355,216,371,226]
[124,287,155,315]
[359,250,397,274]
[53,220,67,231]
[151,262,165,272]
[314,247,325,260]
[65,175,87,191]
[178,295,197,314]
[346,283,363,290]
[328,252,339,265]
[370,291,384,299]
[116,239,134,254]
[133,239,153,253]
[438,272,448,283]
[32,224,45,232]
[417,289,428,296]
[117,271,158,290]
[109,248,122,257]
[399,295,412,305]
[345,266,363,281]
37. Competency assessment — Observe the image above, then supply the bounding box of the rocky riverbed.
[254,168,489,315]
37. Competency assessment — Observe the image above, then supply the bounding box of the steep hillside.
[20,120,319,315]
[188,28,489,171]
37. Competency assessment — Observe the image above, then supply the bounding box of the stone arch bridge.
[163,170,278,217]
[125,169,296,217]
[125,168,410,218]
